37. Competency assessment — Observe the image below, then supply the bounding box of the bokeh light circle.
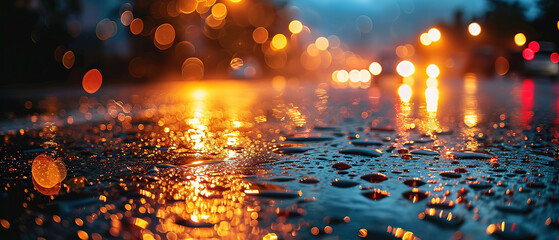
[523,48,535,61]
[396,60,415,77]
[62,51,75,69]
[82,69,103,94]
[427,28,441,42]
[31,154,66,189]
[468,22,481,36]
[420,33,432,46]
[130,18,144,35]
[271,34,287,50]
[426,64,440,78]
[528,41,540,52]
[289,20,303,34]
[550,52,559,63]
[252,27,268,44]
[514,33,526,46]
[155,23,176,46]
[369,62,382,75]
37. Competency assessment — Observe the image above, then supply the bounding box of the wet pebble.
[332,162,352,170]
[350,140,382,146]
[495,204,533,214]
[274,147,312,154]
[439,171,462,178]
[450,152,493,159]
[362,189,390,201]
[249,190,300,199]
[268,176,296,182]
[488,222,536,240]
[298,177,320,184]
[284,136,333,142]
[410,149,439,156]
[403,178,426,187]
[339,148,382,157]
[402,188,429,202]
[427,198,455,209]
[360,173,388,183]
[420,208,463,228]
[469,182,492,190]
[526,181,545,188]
[331,179,360,188]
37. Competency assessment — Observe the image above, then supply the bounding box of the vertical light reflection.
[521,79,534,129]
[462,73,480,150]
[187,89,209,151]
[314,83,329,126]
[425,86,439,114]
[396,83,414,141]
[421,78,440,136]
[368,87,381,112]
[463,74,479,128]
[149,81,273,238]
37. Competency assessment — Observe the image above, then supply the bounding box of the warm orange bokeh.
[252,27,268,44]
[32,177,61,196]
[271,34,287,50]
[130,18,144,35]
[155,23,176,46]
[62,51,75,69]
[289,20,303,34]
[31,154,66,189]
[211,3,227,20]
[182,57,204,80]
[178,0,198,14]
[82,69,103,94]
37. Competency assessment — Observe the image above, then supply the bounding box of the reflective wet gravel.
[1,77,559,240]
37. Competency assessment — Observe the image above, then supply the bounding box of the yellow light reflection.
[419,81,441,137]
[463,73,480,150]
[514,33,526,46]
[331,70,339,82]
[464,74,478,127]
[192,89,207,100]
[426,77,438,88]
[289,20,303,34]
[425,86,439,113]
[420,33,432,46]
[211,3,227,20]
[398,84,412,103]
[271,34,287,50]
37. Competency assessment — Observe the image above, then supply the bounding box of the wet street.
[1,75,558,240]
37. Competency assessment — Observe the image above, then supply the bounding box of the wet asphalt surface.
[1,76,559,240]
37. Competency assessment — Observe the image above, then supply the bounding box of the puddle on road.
[1,78,558,240]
